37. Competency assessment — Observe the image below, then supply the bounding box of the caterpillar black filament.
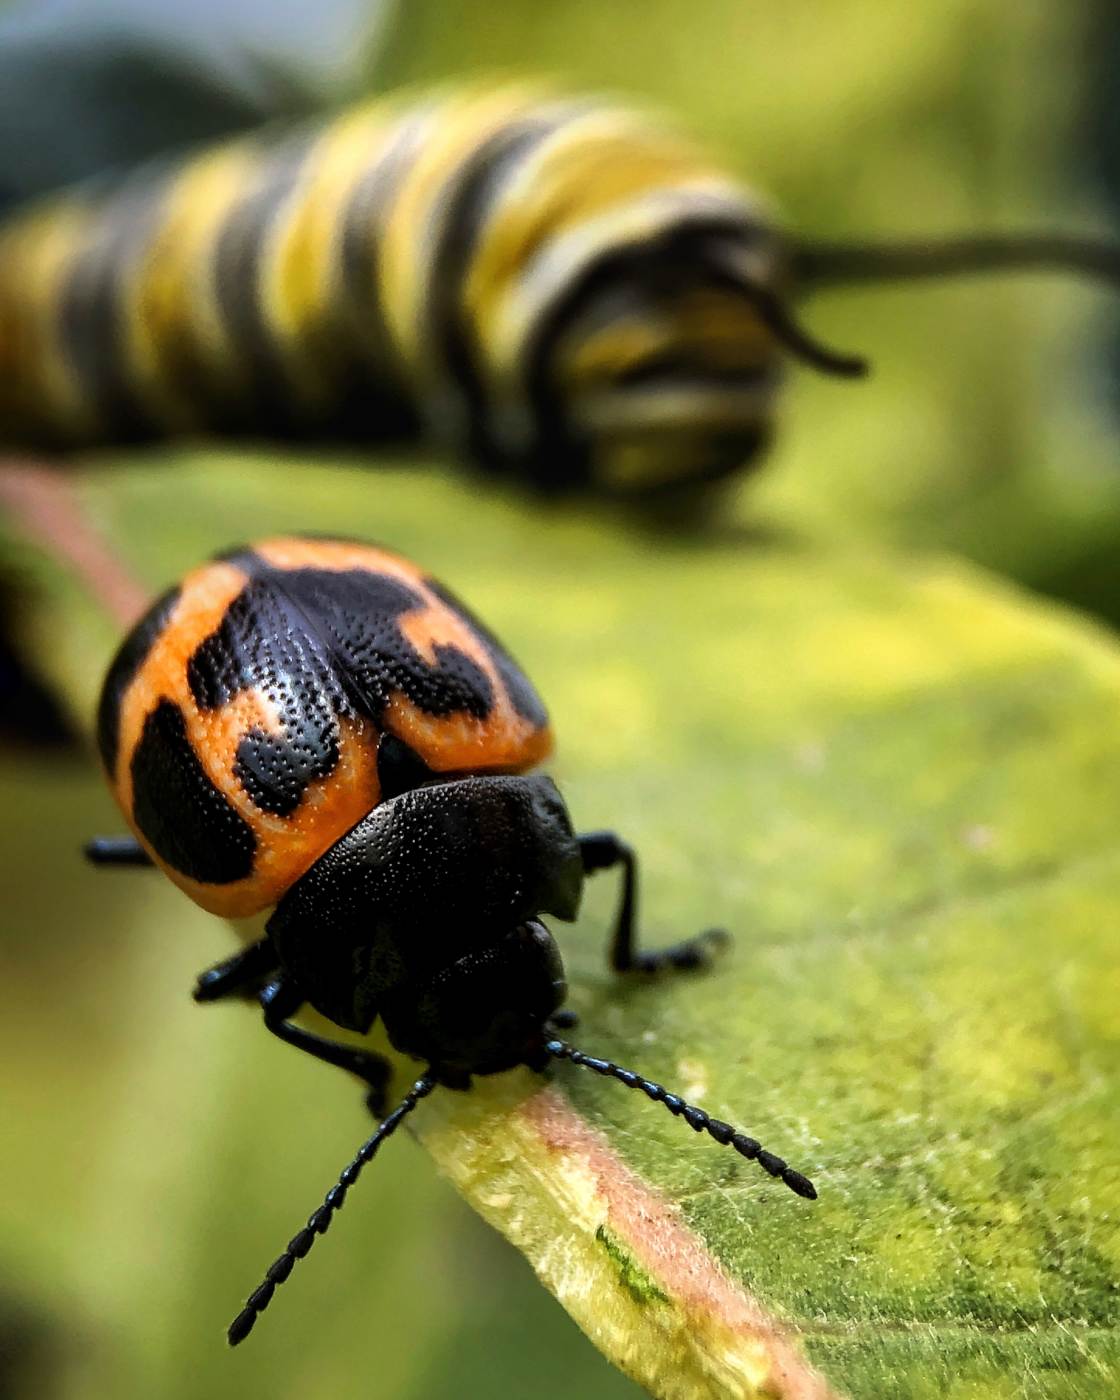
[1,83,1117,496]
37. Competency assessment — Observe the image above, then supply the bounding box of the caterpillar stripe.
[1,83,1117,497]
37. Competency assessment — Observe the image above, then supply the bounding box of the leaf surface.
[5,454,1118,1398]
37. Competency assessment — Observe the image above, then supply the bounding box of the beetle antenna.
[794,232,1120,292]
[226,1072,437,1347]
[544,1039,816,1199]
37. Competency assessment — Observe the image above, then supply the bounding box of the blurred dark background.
[2,2,1118,1397]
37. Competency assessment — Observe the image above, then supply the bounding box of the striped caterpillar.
[1,83,1117,497]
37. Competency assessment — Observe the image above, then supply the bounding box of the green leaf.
[4,455,1118,1398]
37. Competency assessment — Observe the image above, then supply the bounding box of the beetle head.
[380,919,567,1080]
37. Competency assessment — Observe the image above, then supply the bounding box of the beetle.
[87,534,815,1345]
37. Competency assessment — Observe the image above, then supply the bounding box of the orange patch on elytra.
[108,551,385,918]
[385,691,552,773]
[164,714,381,918]
[253,534,552,774]
[394,587,489,670]
[251,535,427,586]
[113,557,249,809]
[107,534,550,916]
[394,575,552,772]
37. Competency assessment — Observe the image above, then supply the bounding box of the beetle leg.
[578,830,729,974]
[259,976,393,1115]
[193,939,279,1003]
[84,835,153,866]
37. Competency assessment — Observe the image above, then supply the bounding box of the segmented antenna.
[226,1073,436,1347]
[545,1039,816,1199]
[227,1041,814,1345]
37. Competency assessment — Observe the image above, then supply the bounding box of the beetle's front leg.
[259,976,393,1118]
[578,830,729,974]
[193,939,279,1003]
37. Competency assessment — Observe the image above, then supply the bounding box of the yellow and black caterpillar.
[2,83,1118,497]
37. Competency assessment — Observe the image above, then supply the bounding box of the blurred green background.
[374,0,1120,623]
[1,1,1118,1397]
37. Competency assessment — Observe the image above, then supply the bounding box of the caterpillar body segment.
[0,85,791,494]
[3,82,1118,497]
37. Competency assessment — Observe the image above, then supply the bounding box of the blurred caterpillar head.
[441,99,867,500]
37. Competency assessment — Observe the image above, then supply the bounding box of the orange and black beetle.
[88,535,815,1345]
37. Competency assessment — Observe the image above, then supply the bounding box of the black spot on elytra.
[131,699,255,882]
[96,584,180,777]
[424,577,548,727]
[233,723,340,816]
[185,560,508,817]
[376,731,438,800]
